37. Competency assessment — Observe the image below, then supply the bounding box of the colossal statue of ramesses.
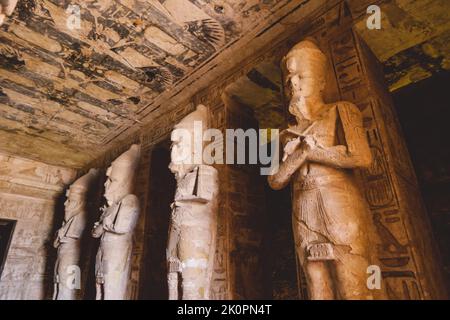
[53,168,99,300]
[268,38,375,299]
[92,144,141,300]
[167,105,219,300]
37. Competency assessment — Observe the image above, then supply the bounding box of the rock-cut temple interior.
[0,0,449,300]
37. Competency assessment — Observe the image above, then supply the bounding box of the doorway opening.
[0,219,16,279]
[392,71,450,293]
[139,139,176,299]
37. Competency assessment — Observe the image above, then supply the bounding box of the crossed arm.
[92,195,140,237]
[268,103,372,190]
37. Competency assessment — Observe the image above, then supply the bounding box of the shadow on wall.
[46,174,105,300]
[139,142,176,299]
[393,70,450,294]
[44,188,66,300]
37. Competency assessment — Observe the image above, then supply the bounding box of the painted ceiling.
[0,0,295,167]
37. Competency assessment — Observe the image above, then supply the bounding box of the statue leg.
[168,272,179,300]
[333,253,372,299]
[52,283,58,300]
[179,225,211,300]
[167,220,181,300]
[292,208,335,299]
[95,282,103,300]
[304,260,335,300]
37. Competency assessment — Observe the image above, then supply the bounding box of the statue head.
[0,0,18,26]
[282,38,327,119]
[64,168,99,220]
[169,104,208,179]
[104,144,141,205]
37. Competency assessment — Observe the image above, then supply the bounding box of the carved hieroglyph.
[92,144,141,300]
[0,0,18,26]
[268,39,376,299]
[53,168,99,300]
[167,104,219,300]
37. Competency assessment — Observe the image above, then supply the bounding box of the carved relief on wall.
[0,194,50,221]
[328,27,428,299]
[0,159,69,300]
[0,154,76,193]
[128,148,151,300]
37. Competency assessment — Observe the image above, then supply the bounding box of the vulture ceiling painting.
[0,0,300,168]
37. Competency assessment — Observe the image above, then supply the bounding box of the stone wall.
[0,153,76,300]
[208,98,269,299]
[138,145,174,299]
[393,71,450,295]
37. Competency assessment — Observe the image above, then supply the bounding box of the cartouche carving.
[268,38,374,299]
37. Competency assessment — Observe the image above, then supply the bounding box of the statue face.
[286,57,323,99]
[169,129,195,179]
[285,55,326,119]
[104,166,121,205]
[64,189,82,219]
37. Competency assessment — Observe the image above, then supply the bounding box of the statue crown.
[69,168,99,195]
[109,144,141,177]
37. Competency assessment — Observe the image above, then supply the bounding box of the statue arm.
[92,205,109,238]
[268,146,308,190]
[53,216,79,247]
[65,213,87,239]
[53,230,61,248]
[92,222,104,238]
[306,102,372,169]
[176,167,218,203]
[103,195,140,234]
[166,219,180,265]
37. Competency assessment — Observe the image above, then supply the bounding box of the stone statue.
[268,38,375,299]
[167,104,219,300]
[0,0,18,26]
[53,168,99,300]
[92,144,141,300]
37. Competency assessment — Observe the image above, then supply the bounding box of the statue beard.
[288,94,307,120]
[169,162,195,180]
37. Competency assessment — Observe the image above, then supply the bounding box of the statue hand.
[53,237,60,248]
[301,135,316,152]
[282,137,301,162]
[92,222,104,238]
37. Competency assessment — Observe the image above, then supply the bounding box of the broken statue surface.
[92,144,141,300]
[53,168,98,300]
[167,105,219,300]
[268,38,377,300]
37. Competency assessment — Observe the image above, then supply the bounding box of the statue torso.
[100,197,139,243]
[294,104,341,177]
[172,165,218,227]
